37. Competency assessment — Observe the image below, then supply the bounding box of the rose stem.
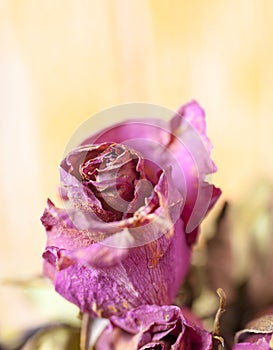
[80,313,92,350]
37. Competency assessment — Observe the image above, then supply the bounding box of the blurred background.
[0,0,273,344]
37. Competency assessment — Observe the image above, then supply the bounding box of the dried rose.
[233,315,273,349]
[81,101,221,241]
[41,101,220,318]
[96,304,213,350]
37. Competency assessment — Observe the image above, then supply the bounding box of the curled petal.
[232,338,271,349]
[96,305,212,350]
[81,101,221,237]
[43,218,190,317]
[41,101,221,316]
[41,200,94,250]
[233,315,273,350]
[169,101,221,233]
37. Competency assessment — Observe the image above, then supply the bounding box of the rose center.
[79,143,145,220]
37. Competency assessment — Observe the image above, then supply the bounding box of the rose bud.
[96,304,213,350]
[81,101,221,242]
[233,315,273,349]
[41,101,221,318]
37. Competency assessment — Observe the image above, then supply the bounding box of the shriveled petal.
[81,119,170,150]
[121,219,190,308]
[42,201,131,270]
[49,219,190,318]
[47,170,183,249]
[69,236,129,268]
[41,101,221,318]
[43,242,129,270]
[110,305,182,334]
[41,199,94,250]
[44,186,187,316]
[54,263,142,318]
[43,246,75,271]
[233,315,273,350]
[168,101,221,233]
[96,305,212,350]
[80,101,221,238]
[60,165,119,223]
[172,100,212,153]
[61,143,151,221]
[232,338,270,349]
[42,171,189,317]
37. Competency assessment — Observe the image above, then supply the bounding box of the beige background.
[0,0,273,340]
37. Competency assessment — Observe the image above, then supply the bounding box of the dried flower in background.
[233,314,273,349]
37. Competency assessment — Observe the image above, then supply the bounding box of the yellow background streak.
[0,0,273,339]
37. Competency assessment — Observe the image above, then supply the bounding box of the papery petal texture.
[42,199,190,317]
[41,101,221,317]
[96,304,213,350]
[82,101,221,239]
[233,338,271,350]
[233,315,273,350]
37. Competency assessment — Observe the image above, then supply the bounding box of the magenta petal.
[42,192,190,317]
[233,315,273,350]
[173,100,211,151]
[81,119,170,149]
[42,246,75,271]
[96,304,212,350]
[169,101,221,233]
[233,338,270,350]
[41,200,94,251]
[81,101,220,237]
[50,220,190,317]
[122,219,190,307]
[41,101,221,316]
[54,263,142,317]
[43,242,129,270]
[60,166,118,223]
[66,237,129,269]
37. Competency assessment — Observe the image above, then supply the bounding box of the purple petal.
[41,101,221,317]
[233,338,270,349]
[49,219,190,317]
[172,100,211,152]
[169,101,221,233]
[41,188,188,315]
[80,101,220,238]
[233,315,273,350]
[81,119,170,149]
[96,304,212,350]
[41,200,94,250]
